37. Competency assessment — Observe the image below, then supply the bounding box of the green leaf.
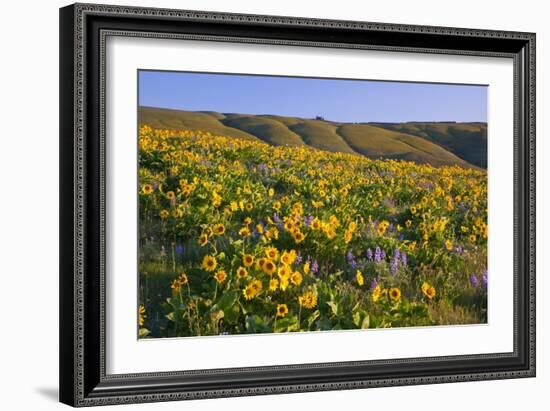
[326,301,338,316]
[274,315,300,333]
[353,311,361,327]
[245,315,270,333]
[215,290,239,312]
[361,315,370,329]
[138,328,150,338]
[223,304,241,324]
[307,310,320,328]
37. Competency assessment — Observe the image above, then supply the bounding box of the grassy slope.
[373,122,487,168]
[338,124,472,168]
[288,120,356,154]
[220,116,306,146]
[139,107,482,168]
[139,107,259,141]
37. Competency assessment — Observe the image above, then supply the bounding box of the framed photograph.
[59,3,536,407]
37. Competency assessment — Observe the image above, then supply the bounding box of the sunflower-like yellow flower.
[298,290,317,309]
[256,257,266,271]
[198,233,209,247]
[269,278,279,291]
[138,305,146,327]
[265,247,279,261]
[356,270,364,286]
[141,184,154,195]
[277,265,292,280]
[310,217,322,231]
[214,270,227,284]
[276,303,289,318]
[237,266,248,279]
[242,279,263,300]
[389,287,402,302]
[421,282,436,299]
[242,254,254,267]
[262,259,277,275]
[177,272,188,285]
[239,226,251,237]
[344,230,353,244]
[212,223,225,236]
[290,271,303,286]
[202,255,218,272]
[372,284,381,302]
[280,250,297,266]
[292,230,305,244]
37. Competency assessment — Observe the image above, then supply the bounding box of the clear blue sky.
[139,70,487,123]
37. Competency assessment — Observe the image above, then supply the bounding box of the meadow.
[137,125,488,338]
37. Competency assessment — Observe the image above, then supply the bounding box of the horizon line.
[139,105,488,125]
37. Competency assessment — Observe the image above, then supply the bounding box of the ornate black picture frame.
[59,3,535,407]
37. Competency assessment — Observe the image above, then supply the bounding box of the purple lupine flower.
[401,252,407,267]
[304,215,314,227]
[350,260,357,269]
[390,258,399,276]
[388,223,394,232]
[393,248,400,260]
[455,246,463,255]
[346,251,354,262]
[482,269,488,290]
[470,273,479,288]
[175,244,184,255]
[311,260,319,274]
[370,277,378,289]
[273,214,281,223]
[381,250,387,260]
[366,248,373,261]
[374,247,382,263]
[295,251,303,265]
[398,234,405,241]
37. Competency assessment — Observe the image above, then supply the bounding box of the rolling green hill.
[337,124,472,168]
[372,122,487,168]
[220,116,306,147]
[138,107,259,141]
[139,106,486,168]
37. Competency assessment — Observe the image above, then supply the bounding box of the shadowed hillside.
[337,124,472,168]
[139,107,486,168]
[372,122,487,168]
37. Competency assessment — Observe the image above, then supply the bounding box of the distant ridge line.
[138,106,487,169]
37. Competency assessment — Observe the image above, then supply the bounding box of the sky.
[138,70,487,123]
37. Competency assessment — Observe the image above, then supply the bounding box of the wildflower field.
[137,125,488,338]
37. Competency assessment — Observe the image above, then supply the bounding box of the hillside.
[139,106,486,168]
[371,122,487,168]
